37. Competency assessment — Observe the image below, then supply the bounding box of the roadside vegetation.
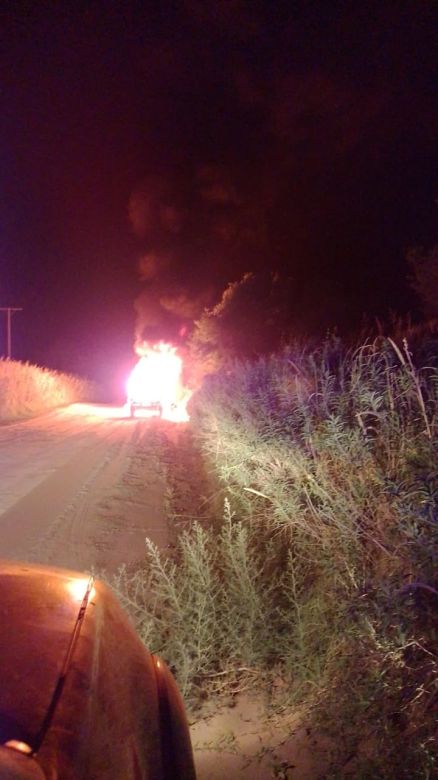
[0,358,96,421]
[113,329,438,778]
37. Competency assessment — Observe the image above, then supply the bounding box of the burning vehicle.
[0,561,196,779]
[126,342,190,421]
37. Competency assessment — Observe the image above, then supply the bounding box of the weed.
[0,358,96,419]
[113,333,438,776]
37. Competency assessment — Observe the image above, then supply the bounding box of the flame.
[126,342,191,422]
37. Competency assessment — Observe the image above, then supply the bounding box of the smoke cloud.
[128,1,435,348]
[130,161,270,348]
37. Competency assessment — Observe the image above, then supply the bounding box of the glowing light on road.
[66,403,127,419]
[127,342,191,422]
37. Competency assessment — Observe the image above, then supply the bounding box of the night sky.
[1,2,436,393]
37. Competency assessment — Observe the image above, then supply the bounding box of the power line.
[0,307,23,359]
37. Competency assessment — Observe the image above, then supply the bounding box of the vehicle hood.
[0,561,93,749]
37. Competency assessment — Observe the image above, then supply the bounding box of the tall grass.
[113,499,333,699]
[113,334,438,777]
[0,358,96,420]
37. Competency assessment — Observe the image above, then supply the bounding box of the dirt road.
[0,402,202,574]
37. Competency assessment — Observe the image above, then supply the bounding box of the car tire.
[151,656,197,779]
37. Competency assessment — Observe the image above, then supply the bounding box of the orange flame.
[127,342,191,422]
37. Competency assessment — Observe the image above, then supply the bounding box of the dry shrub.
[0,358,96,420]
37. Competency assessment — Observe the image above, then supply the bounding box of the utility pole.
[0,307,23,359]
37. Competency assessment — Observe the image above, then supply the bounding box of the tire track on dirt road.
[0,405,175,573]
[0,405,213,577]
[0,420,131,566]
[0,406,116,515]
